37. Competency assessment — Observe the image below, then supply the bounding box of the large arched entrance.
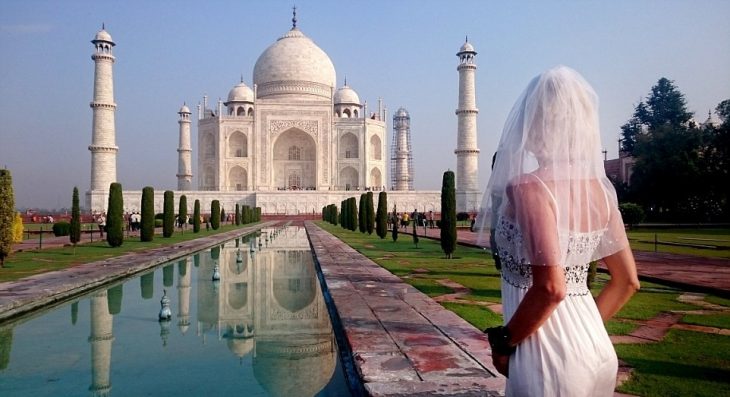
[339,166,359,190]
[272,128,316,190]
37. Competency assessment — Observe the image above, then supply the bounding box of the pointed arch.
[228,131,247,158]
[369,135,382,160]
[340,132,358,159]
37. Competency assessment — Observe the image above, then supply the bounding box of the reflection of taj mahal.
[86,9,483,213]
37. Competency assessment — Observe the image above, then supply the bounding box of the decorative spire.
[102,23,105,30]
[465,35,468,43]
[292,5,297,29]
[241,74,244,83]
[344,75,347,86]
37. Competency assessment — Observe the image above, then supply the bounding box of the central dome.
[253,28,336,100]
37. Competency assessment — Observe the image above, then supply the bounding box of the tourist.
[479,66,639,396]
[97,214,106,237]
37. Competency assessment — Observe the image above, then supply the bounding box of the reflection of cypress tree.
[178,260,187,277]
[211,246,220,260]
[235,238,239,248]
[107,284,123,315]
[71,301,78,325]
[163,264,174,287]
[193,254,200,267]
[0,327,12,371]
[140,272,154,299]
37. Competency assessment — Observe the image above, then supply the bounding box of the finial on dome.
[344,76,347,86]
[292,5,297,29]
[102,23,105,30]
[241,74,244,83]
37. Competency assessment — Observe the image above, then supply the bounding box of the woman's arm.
[504,181,566,346]
[595,247,640,321]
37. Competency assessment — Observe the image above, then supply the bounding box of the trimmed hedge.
[52,221,71,237]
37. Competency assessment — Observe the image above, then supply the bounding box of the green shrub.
[457,212,470,222]
[440,171,456,258]
[106,182,124,247]
[52,221,71,236]
[619,202,645,229]
[154,219,163,228]
[140,187,155,242]
[211,200,221,230]
[163,190,174,238]
[376,192,387,239]
[193,199,201,233]
[154,213,164,220]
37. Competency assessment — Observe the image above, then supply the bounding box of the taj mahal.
[86,11,482,215]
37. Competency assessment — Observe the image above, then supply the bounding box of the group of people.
[388,210,436,229]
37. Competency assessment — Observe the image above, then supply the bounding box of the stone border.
[0,222,275,323]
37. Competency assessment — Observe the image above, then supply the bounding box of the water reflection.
[0,226,347,397]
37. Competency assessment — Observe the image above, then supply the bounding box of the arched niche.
[228,166,247,191]
[272,128,316,190]
[339,166,359,190]
[340,132,358,159]
[369,135,382,160]
[228,131,247,157]
[370,167,382,188]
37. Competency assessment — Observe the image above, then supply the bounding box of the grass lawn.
[626,228,730,259]
[0,224,256,282]
[316,221,730,397]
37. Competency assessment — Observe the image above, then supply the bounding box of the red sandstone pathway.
[410,226,730,296]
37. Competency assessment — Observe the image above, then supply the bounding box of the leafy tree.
[376,192,387,239]
[366,191,375,235]
[193,199,201,233]
[440,171,456,259]
[106,182,124,247]
[211,200,221,230]
[0,169,15,267]
[621,77,693,154]
[163,191,174,238]
[358,194,366,233]
[70,187,81,247]
[178,195,188,229]
[140,186,155,242]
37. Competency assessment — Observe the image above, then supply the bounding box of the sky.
[1,0,728,210]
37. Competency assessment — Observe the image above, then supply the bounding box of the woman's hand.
[491,352,510,377]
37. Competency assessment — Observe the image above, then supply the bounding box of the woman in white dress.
[479,66,640,396]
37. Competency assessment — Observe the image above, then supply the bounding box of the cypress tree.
[332,204,339,226]
[211,200,221,230]
[106,182,124,247]
[391,205,399,242]
[193,199,201,233]
[235,204,241,225]
[178,195,188,229]
[366,191,375,235]
[376,192,387,239]
[0,169,15,267]
[412,218,419,248]
[341,200,347,229]
[255,207,261,222]
[70,186,81,248]
[440,171,457,259]
[140,186,155,242]
[220,207,226,224]
[242,205,250,224]
[350,197,358,232]
[163,190,174,238]
[358,194,366,233]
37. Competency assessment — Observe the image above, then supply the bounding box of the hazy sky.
[1,0,728,209]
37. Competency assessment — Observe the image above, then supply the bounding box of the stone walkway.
[306,222,506,396]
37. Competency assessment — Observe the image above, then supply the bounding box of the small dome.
[93,28,114,44]
[227,82,254,103]
[227,338,254,358]
[179,104,191,114]
[253,28,336,99]
[395,107,410,118]
[334,85,360,105]
[459,41,475,53]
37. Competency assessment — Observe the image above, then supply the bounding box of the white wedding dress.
[495,214,618,397]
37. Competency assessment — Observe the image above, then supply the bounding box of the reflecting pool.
[0,226,351,396]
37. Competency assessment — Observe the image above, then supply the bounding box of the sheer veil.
[477,66,628,267]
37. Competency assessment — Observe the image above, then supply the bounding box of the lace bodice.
[494,215,603,296]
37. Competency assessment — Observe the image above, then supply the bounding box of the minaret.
[177,104,193,190]
[88,26,118,196]
[391,108,413,190]
[89,291,114,396]
[455,37,480,211]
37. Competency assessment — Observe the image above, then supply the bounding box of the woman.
[479,66,640,396]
